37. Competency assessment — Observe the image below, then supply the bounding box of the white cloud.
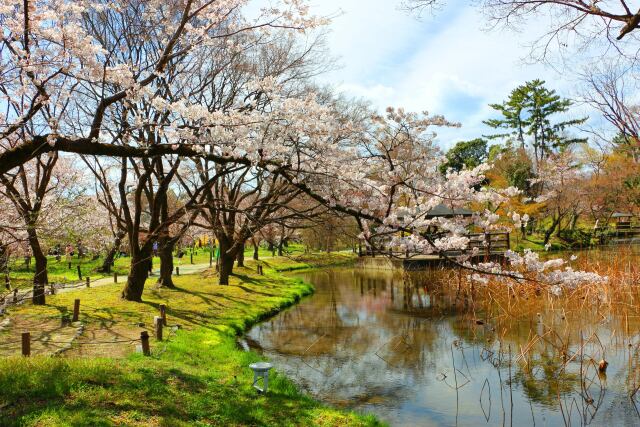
[307,0,602,150]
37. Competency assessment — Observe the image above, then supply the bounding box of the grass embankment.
[260,251,356,272]
[0,253,378,426]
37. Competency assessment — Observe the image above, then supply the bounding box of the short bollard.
[21,332,30,357]
[159,304,167,326]
[72,299,80,322]
[140,331,151,356]
[154,316,163,341]
[249,362,273,393]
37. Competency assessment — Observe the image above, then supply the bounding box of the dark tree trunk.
[122,245,152,302]
[253,241,259,260]
[99,231,125,273]
[267,241,274,252]
[27,226,47,305]
[236,242,245,267]
[0,242,8,272]
[217,238,237,285]
[156,238,176,288]
[277,240,283,256]
[543,214,561,246]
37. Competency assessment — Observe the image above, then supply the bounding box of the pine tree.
[484,80,587,168]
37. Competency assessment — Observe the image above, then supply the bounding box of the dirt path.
[58,261,214,293]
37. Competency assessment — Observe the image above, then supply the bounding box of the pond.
[245,248,640,426]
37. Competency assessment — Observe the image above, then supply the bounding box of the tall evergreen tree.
[484,80,588,168]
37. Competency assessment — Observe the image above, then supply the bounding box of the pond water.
[245,249,640,426]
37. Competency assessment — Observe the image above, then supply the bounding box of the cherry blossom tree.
[0,155,86,303]
[0,0,322,173]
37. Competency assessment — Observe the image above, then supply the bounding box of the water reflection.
[246,266,640,426]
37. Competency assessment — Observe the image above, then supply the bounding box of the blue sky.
[309,0,601,150]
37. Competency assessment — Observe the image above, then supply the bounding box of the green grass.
[4,243,314,291]
[260,251,356,272]
[0,253,377,427]
[511,235,568,252]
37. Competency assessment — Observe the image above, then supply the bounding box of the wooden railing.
[359,232,510,258]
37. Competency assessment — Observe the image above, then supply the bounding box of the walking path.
[59,261,215,293]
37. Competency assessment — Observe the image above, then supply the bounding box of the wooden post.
[68,261,71,270]
[13,288,18,303]
[21,332,30,356]
[154,316,163,341]
[159,304,167,326]
[77,265,82,280]
[190,252,193,264]
[140,331,150,356]
[72,299,80,322]
[176,267,180,276]
[4,273,9,290]
[114,272,118,283]
[49,283,55,295]
[86,276,90,288]
[209,248,213,267]
[484,233,490,259]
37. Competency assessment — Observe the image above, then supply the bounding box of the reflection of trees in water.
[248,269,455,402]
[514,352,579,407]
[248,267,640,425]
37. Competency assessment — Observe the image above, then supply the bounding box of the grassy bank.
[261,251,356,272]
[0,253,379,426]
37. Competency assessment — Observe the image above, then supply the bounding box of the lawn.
[0,253,378,426]
[4,243,315,291]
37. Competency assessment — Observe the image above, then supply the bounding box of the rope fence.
[0,303,171,358]
[0,275,116,311]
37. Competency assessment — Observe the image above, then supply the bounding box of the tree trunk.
[27,226,47,305]
[156,238,176,288]
[0,242,8,272]
[122,245,152,302]
[570,213,579,231]
[218,239,236,285]
[236,242,245,267]
[99,231,125,273]
[253,241,259,260]
[543,215,561,246]
[277,240,283,256]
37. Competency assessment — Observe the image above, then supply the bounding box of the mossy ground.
[0,253,380,426]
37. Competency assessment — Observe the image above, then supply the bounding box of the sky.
[307,0,600,150]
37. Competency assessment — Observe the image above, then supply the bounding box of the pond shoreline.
[0,253,382,426]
